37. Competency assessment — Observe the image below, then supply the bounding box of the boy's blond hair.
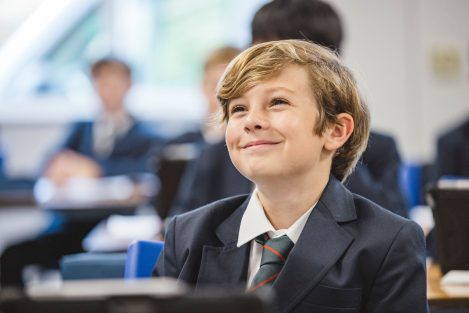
[217,39,370,181]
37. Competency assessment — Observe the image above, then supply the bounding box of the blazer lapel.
[110,120,136,156]
[82,122,95,156]
[196,197,251,287]
[273,177,357,313]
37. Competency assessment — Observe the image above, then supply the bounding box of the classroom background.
[0,0,467,178]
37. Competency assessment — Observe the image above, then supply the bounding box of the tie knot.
[256,234,294,265]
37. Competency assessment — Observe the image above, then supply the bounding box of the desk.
[428,263,469,310]
[1,279,270,313]
[0,207,49,254]
[36,175,156,221]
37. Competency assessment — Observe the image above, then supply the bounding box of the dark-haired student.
[436,117,469,179]
[167,46,243,216]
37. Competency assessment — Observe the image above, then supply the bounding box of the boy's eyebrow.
[263,86,296,94]
[228,85,297,106]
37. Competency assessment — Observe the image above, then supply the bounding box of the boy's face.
[93,68,131,113]
[225,64,331,183]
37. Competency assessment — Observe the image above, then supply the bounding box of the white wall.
[329,0,469,162]
[417,0,469,160]
[0,122,66,177]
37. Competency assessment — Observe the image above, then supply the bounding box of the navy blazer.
[62,120,163,176]
[169,140,252,216]
[436,118,469,178]
[344,132,408,217]
[156,176,427,313]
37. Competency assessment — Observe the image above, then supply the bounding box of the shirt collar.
[95,110,133,137]
[237,188,316,247]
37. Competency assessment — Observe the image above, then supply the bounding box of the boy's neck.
[256,169,330,230]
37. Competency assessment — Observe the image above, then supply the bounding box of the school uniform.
[155,175,428,313]
[436,118,469,178]
[63,117,163,175]
[0,115,162,288]
[169,140,252,216]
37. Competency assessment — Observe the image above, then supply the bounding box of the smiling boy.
[155,40,427,313]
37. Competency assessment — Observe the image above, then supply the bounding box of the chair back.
[400,163,423,208]
[428,180,469,274]
[60,253,127,280]
[124,240,164,279]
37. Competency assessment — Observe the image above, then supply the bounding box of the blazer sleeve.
[366,220,428,313]
[154,216,180,278]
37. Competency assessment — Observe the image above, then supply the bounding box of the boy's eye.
[271,97,288,106]
[230,104,246,115]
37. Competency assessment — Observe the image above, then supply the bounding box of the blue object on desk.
[60,253,127,280]
[124,240,164,279]
[400,163,423,208]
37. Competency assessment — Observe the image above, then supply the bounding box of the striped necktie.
[250,234,294,291]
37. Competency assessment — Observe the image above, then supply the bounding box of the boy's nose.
[244,109,269,132]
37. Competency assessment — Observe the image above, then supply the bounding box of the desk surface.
[428,263,469,306]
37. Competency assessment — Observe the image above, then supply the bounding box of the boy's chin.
[243,169,283,184]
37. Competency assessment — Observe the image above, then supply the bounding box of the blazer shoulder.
[368,131,397,149]
[352,193,412,230]
[72,120,92,127]
[175,194,250,227]
[166,130,204,145]
[438,120,469,145]
[350,193,425,265]
[130,120,160,139]
[68,120,91,132]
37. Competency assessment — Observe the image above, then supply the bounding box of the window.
[0,0,268,123]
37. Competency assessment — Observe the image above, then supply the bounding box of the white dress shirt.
[237,188,316,288]
[93,111,133,157]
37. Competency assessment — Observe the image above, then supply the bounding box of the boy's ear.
[324,113,354,152]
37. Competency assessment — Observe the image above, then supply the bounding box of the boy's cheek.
[225,139,238,154]
[225,126,238,149]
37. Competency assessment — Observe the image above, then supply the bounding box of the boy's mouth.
[243,140,280,149]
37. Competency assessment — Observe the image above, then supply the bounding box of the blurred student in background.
[169,0,408,218]
[160,46,241,150]
[0,58,162,288]
[44,57,161,184]
[436,116,469,179]
[167,46,246,216]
